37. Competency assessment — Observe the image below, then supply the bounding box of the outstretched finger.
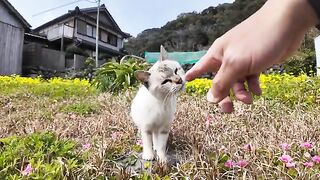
[232,81,253,104]
[207,89,234,113]
[218,96,234,113]
[210,62,240,103]
[185,40,223,81]
[247,74,262,96]
[184,54,221,81]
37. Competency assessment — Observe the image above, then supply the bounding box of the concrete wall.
[23,43,65,71]
[66,54,87,70]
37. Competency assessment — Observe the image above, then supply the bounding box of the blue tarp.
[144,50,207,65]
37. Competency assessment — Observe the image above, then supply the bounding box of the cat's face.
[135,46,185,98]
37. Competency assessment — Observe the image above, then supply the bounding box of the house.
[0,0,31,75]
[33,4,130,61]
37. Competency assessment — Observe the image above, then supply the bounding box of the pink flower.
[243,143,253,151]
[303,161,314,168]
[205,114,215,127]
[224,160,235,168]
[70,114,77,120]
[82,143,91,150]
[304,152,311,158]
[111,132,122,140]
[280,143,291,151]
[300,142,313,149]
[236,160,249,168]
[22,164,32,176]
[136,139,143,146]
[279,155,293,163]
[285,162,296,168]
[312,155,320,163]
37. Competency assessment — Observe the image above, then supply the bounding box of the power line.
[32,0,83,17]
[85,0,97,3]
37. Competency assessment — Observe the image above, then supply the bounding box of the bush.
[0,132,85,179]
[65,46,89,58]
[0,76,96,99]
[93,59,150,93]
[65,57,95,80]
[185,78,211,95]
[185,74,320,106]
[282,49,316,76]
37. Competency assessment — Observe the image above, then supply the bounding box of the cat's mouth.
[174,83,185,93]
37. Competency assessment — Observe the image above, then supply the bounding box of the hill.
[124,0,267,56]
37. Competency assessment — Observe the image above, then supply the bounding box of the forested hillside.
[125,0,266,55]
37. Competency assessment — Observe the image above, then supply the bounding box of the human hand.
[185,0,318,113]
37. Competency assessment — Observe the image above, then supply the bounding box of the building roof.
[33,4,130,38]
[2,0,31,29]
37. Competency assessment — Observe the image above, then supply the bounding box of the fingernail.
[207,89,219,103]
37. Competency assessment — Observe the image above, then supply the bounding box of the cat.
[130,45,185,163]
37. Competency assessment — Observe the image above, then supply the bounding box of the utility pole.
[95,0,100,68]
[60,24,64,52]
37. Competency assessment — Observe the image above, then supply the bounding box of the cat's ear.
[135,71,151,87]
[159,45,168,62]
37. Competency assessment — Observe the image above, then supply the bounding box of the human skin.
[185,0,319,113]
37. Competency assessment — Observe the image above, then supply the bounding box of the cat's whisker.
[162,91,171,105]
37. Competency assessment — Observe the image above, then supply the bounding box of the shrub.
[282,49,316,76]
[65,46,89,58]
[185,78,211,95]
[0,76,96,99]
[65,57,95,80]
[93,58,150,93]
[0,132,85,179]
[185,74,320,106]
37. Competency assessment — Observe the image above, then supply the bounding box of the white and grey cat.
[130,46,185,163]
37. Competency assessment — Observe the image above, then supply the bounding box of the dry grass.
[1,91,320,179]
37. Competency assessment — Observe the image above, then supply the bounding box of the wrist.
[308,0,320,28]
[285,0,319,29]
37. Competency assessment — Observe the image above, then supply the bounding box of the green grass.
[61,101,99,115]
[0,132,84,179]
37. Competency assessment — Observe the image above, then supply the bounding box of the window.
[108,33,118,47]
[77,20,97,38]
[77,20,86,34]
[86,24,96,37]
[100,30,108,43]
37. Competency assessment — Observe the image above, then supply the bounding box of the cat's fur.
[130,46,185,163]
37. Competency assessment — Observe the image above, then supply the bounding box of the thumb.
[185,46,222,82]
[208,62,240,103]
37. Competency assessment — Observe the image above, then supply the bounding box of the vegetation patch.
[0,132,86,179]
[61,101,99,115]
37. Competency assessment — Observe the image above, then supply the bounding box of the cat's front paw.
[157,154,168,164]
[142,151,155,161]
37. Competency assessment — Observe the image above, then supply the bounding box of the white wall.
[315,36,320,76]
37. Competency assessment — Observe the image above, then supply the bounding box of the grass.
[1,76,320,178]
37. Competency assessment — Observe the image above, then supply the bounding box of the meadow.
[1,74,320,179]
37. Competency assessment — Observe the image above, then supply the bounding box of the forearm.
[261,0,318,32]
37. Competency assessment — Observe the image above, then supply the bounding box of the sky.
[8,0,234,37]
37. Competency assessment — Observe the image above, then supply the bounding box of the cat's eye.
[174,68,178,74]
[161,79,172,85]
